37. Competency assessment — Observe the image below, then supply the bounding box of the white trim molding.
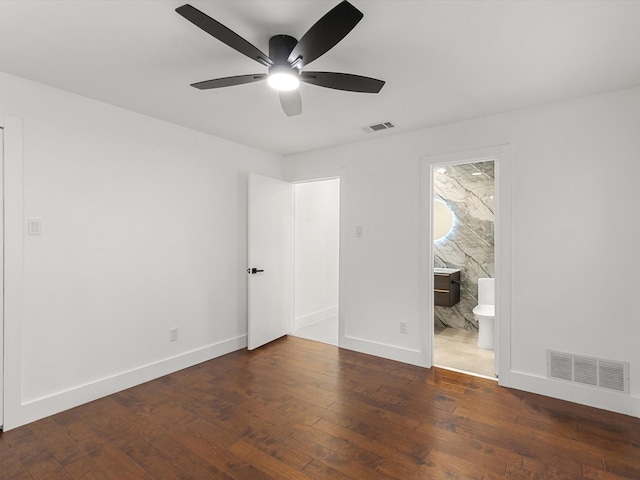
[294,306,338,330]
[510,370,640,418]
[2,115,25,431]
[10,334,246,430]
[341,334,425,367]
[420,144,513,385]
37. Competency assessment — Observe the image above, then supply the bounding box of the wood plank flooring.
[1,336,639,479]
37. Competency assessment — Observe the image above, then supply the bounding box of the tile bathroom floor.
[434,324,496,378]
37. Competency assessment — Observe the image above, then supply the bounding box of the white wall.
[294,179,339,329]
[0,72,283,429]
[3,68,638,426]
[284,87,640,417]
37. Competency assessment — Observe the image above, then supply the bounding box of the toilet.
[473,278,495,350]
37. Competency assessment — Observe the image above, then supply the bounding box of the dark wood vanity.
[434,269,461,307]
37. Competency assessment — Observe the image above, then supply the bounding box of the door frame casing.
[420,145,512,386]
[1,115,24,430]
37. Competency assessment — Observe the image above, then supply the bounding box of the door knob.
[247,268,264,274]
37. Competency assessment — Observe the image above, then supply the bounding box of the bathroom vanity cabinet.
[434,269,461,307]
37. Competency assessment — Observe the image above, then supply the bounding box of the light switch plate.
[27,218,42,235]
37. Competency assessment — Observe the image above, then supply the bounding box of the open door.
[247,174,293,350]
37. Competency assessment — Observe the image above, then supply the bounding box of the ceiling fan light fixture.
[176,2,385,115]
[267,66,300,91]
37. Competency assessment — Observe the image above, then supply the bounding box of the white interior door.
[247,174,293,350]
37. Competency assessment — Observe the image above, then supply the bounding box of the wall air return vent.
[362,121,396,133]
[547,350,629,394]
[549,351,572,381]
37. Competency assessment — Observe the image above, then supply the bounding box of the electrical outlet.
[170,328,178,342]
[400,321,407,334]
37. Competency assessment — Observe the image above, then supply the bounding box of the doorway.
[431,160,496,378]
[247,174,340,350]
[291,178,340,346]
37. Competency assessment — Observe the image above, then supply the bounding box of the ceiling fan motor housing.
[269,35,298,66]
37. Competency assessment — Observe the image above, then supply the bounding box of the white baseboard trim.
[7,335,247,430]
[295,306,338,329]
[341,335,428,367]
[509,370,640,418]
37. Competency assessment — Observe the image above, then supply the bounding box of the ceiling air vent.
[547,350,629,394]
[362,121,396,133]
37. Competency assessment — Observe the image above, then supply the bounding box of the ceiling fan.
[176,1,385,117]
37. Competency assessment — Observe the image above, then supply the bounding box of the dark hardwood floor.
[1,335,639,479]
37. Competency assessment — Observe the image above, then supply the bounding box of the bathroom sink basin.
[434,267,461,274]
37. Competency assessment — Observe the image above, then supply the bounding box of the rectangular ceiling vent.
[547,350,629,394]
[362,121,396,133]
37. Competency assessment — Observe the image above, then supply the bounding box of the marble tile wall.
[434,161,495,330]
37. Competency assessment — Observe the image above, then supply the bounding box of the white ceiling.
[1,1,640,156]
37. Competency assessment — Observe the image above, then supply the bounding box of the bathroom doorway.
[431,160,497,378]
[291,178,340,346]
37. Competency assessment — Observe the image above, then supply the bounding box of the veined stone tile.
[433,160,495,330]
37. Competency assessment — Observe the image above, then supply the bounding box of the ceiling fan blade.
[287,1,363,68]
[300,72,385,93]
[176,4,273,67]
[191,74,267,89]
[279,90,302,117]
